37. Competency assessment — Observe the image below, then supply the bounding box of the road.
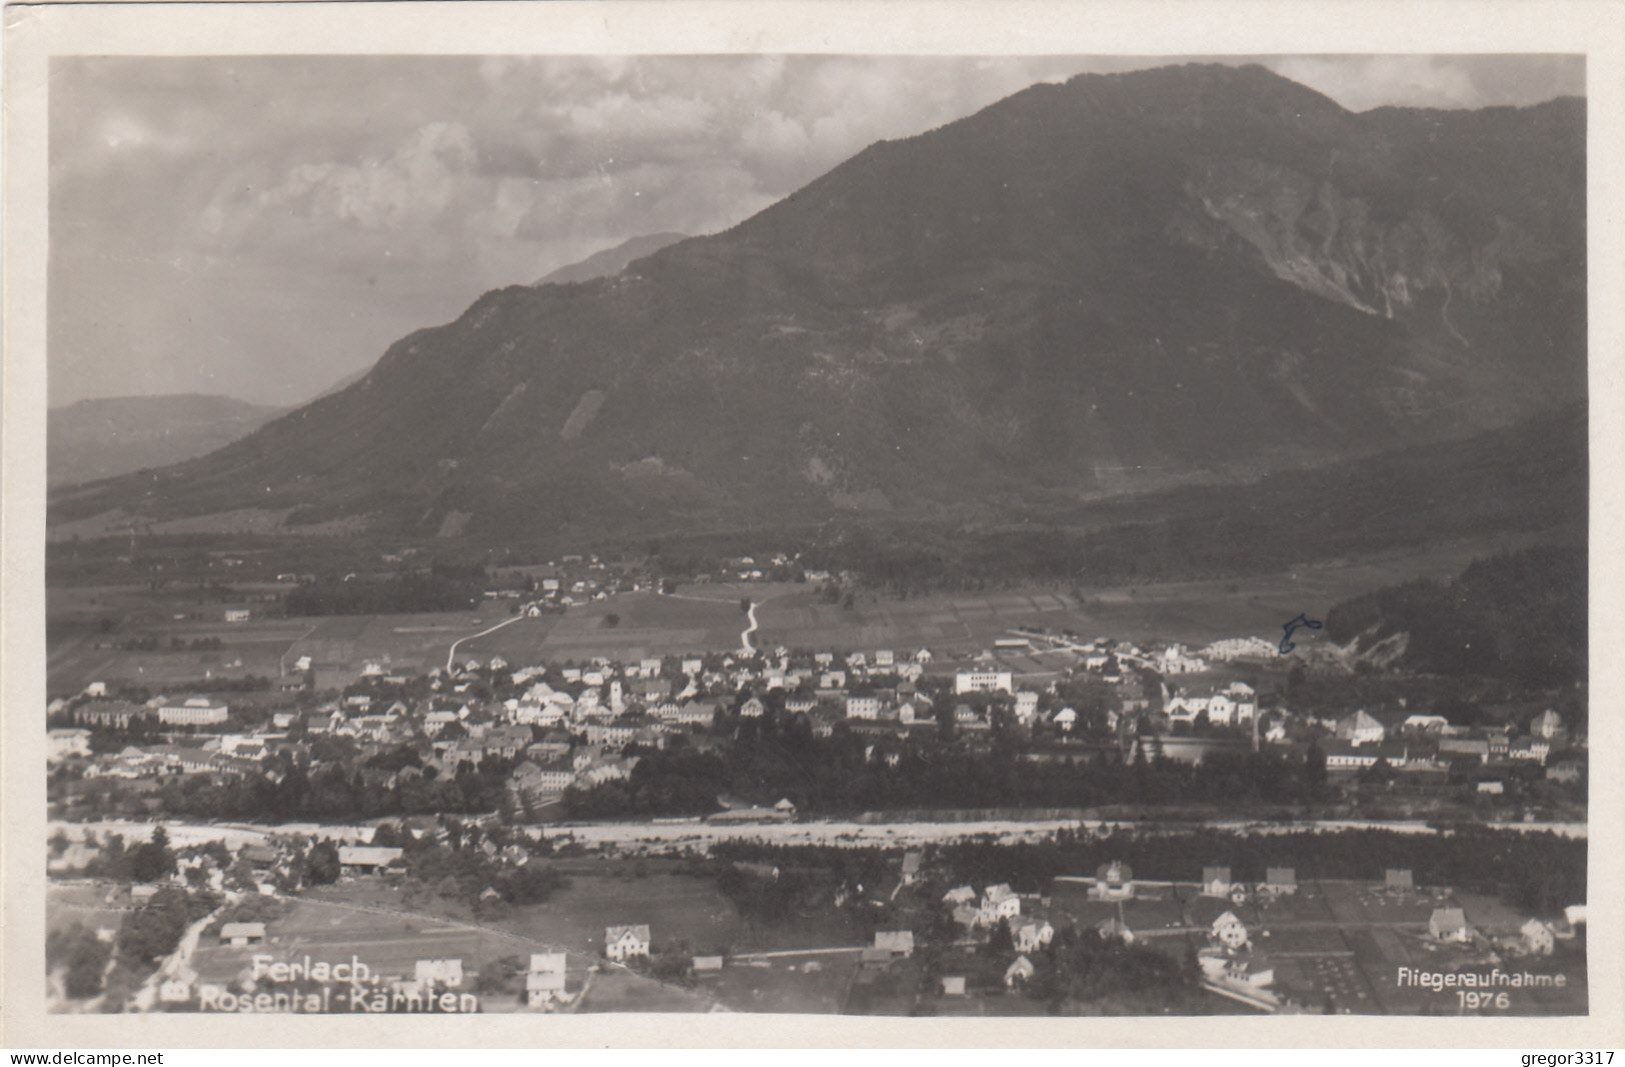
[445,614,526,673]
[740,600,760,655]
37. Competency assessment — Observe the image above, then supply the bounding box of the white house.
[1429,908,1472,943]
[1014,920,1054,953]
[526,952,568,1006]
[605,924,651,961]
[1211,912,1250,951]
[1201,866,1234,897]
[414,958,464,988]
[980,884,1022,925]
[1521,919,1556,956]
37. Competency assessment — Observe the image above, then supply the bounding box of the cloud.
[48,53,1584,407]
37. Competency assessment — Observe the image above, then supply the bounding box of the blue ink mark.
[1279,613,1324,654]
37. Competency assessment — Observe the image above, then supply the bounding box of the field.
[188,896,535,990]
[461,591,748,662]
[46,533,1538,695]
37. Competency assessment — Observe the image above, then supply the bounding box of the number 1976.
[1457,990,1510,1010]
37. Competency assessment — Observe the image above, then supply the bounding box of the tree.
[1302,740,1329,802]
[604,613,621,629]
[304,840,341,886]
[987,917,1015,954]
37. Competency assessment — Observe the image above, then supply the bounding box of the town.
[45,554,1589,1017]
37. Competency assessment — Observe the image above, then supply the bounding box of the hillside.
[533,232,689,286]
[49,64,1586,543]
[1324,544,1586,688]
[47,394,285,488]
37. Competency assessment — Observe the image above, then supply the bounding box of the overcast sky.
[48,54,1584,408]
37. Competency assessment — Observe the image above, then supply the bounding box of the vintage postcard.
[3,0,1623,1049]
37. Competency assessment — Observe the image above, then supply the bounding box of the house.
[604,924,651,961]
[1004,955,1036,988]
[1521,918,1556,956]
[1092,860,1135,901]
[900,851,923,885]
[158,968,196,1004]
[1335,710,1386,745]
[1052,707,1078,732]
[1097,918,1135,944]
[942,885,976,906]
[1429,908,1472,943]
[872,930,915,958]
[1211,912,1249,950]
[940,975,967,997]
[1385,868,1415,893]
[414,958,464,988]
[773,797,797,816]
[1260,868,1298,896]
[337,845,404,875]
[980,884,1021,925]
[1013,691,1040,723]
[1014,920,1055,953]
[1201,866,1233,897]
[48,728,93,761]
[526,953,567,1006]
[692,955,725,974]
[220,922,265,947]
[1531,709,1566,741]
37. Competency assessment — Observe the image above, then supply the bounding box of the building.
[158,697,229,727]
[980,884,1021,925]
[337,845,404,874]
[1014,920,1054,953]
[845,695,883,720]
[1532,709,1566,741]
[1335,710,1386,745]
[1429,908,1472,943]
[525,953,567,1007]
[1201,866,1233,897]
[604,924,651,961]
[1521,919,1556,956]
[1004,955,1036,988]
[1092,860,1135,901]
[1385,868,1414,893]
[692,955,724,974]
[954,667,1013,695]
[900,851,923,885]
[219,922,265,947]
[225,608,252,623]
[1211,912,1249,950]
[48,728,93,761]
[940,975,967,996]
[414,958,465,988]
[1260,868,1298,896]
[872,930,915,958]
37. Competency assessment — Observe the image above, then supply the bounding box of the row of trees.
[562,725,1328,819]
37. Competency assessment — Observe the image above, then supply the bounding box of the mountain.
[47,394,286,488]
[49,64,1586,543]
[533,232,690,286]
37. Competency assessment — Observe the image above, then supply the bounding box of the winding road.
[445,614,526,674]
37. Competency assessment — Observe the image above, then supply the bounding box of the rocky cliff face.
[51,65,1586,542]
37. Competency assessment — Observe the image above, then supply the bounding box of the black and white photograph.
[4,2,1620,1046]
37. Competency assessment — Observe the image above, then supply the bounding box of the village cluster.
[48,623,1586,811]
